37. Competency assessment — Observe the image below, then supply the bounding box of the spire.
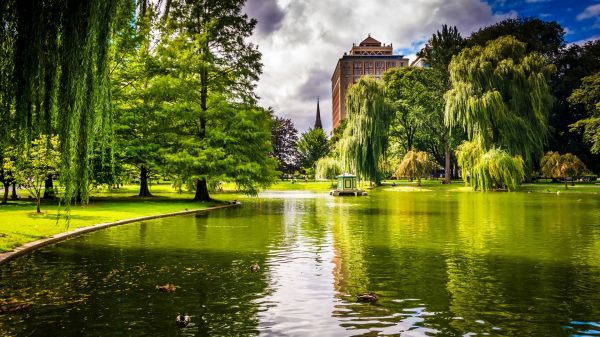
[314,97,323,129]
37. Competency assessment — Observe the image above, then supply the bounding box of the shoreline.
[0,203,239,266]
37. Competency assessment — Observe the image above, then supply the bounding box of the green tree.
[445,36,555,169]
[16,135,61,213]
[418,25,466,183]
[297,128,330,175]
[159,0,263,200]
[340,77,392,185]
[568,72,600,154]
[418,25,465,83]
[1,147,17,204]
[549,40,600,172]
[394,150,436,187]
[164,96,279,198]
[315,157,342,181]
[271,115,300,175]
[540,151,587,189]
[469,17,565,59]
[383,66,446,175]
[111,14,167,197]
[384,67,438,153]
[456,140,525,191]
[4,0,132,205]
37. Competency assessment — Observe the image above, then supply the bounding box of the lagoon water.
[1,189,600,336]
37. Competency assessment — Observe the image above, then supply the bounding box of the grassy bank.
[0,184,228,253]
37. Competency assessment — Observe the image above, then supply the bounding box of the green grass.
[0,184,230,253]
[381,178,600,193]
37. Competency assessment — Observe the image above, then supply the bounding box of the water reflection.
[0,191,599,336]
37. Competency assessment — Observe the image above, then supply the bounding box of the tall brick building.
[331,35,409,129]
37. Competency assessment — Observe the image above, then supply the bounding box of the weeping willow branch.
[445,36,555,168]
[339,77,392,185]
[9,0,124,206]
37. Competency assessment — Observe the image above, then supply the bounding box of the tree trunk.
[417,177,422,187]
[199,62,208,138]
[11,182,18,200]
[194,178,211,202]
[444,142,451,184]
[139,165,152,197]
[2,182,9,204]
[43,174,55,199]
[36,197,41,213]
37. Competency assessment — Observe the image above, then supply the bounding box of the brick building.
[331,35,409,129]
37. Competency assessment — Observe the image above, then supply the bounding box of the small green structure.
[330,173,367,196]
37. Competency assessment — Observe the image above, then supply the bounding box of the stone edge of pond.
[0,203,240,266]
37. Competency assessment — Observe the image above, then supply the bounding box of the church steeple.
[314,97,323,129]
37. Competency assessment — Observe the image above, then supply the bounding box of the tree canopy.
[468,17,565,59]
[456,139,525,191]
[445,35,555,168]
[540,151,587,189]
[315,157,342,181]
[394,150,436,187]
[340,77,392,185]
[297,128,330,173]
[568,72,600,154]
[271,115,300,174]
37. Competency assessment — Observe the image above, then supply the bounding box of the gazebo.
[330,173,367,196]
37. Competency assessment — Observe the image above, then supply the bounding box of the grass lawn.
[381,178,600,193]
[0,183,230,253]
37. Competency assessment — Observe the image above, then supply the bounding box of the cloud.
[525,0,551,3]
[570,34,600,46]
[297,68,331,101]
[577,4,600,28]
[249,0,510,133]
[243,0,285,36]
[563,26,574,35]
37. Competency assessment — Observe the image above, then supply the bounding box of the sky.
[242,0,600,134]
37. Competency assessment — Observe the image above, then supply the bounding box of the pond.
[1,189,600,336]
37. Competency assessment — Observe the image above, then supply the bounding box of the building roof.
[359,35,382,47]
[314,98,322,129]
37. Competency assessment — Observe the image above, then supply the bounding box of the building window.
[365,61,373,74]
[342,62,351,74]
[353,62,362,75]
[375,61,384,75]
[387,61,395,68]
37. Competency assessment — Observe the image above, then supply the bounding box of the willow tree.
[5,0,131,205]
[540,151,587,189]
[445,35,555,171]
[161,0,262,200]
[315,157,342,181]
[340,77,392,185]
[455,138,525,191]
[394,150,436,187]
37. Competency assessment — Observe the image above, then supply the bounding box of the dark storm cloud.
[297,68,331,102]
[244,0,285,36]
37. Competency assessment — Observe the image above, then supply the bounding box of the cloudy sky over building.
[243,0,600,133]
